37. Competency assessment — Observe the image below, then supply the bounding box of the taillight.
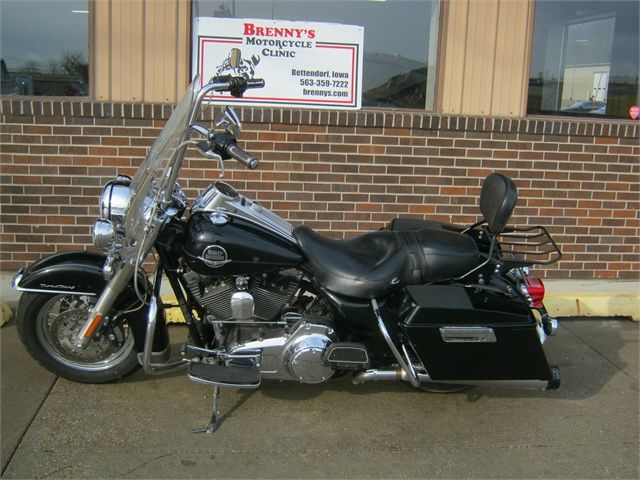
[524,276,545,309]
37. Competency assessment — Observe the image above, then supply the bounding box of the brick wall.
[1,98,638,279]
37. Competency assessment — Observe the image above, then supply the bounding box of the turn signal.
[524,277,545,309]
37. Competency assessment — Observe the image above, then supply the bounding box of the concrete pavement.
[1,319,638,479]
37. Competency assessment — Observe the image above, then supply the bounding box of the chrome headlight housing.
[100,174,132,232]
[92,219,116,250]
[93,174,131,251]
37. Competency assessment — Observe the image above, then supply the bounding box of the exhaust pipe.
[352,368,560,390]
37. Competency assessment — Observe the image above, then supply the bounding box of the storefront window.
[527,1,639,118]
[192,0,441,110]
[0,0,89,97]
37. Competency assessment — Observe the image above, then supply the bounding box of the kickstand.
[192,385,221,434]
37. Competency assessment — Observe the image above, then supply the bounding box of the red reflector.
[525,277,545,308]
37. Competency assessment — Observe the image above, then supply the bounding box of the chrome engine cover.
[228,320,336,384]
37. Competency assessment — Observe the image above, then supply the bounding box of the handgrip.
[226,144,259,170]
[209,76,264,97]
[246,78,265,89]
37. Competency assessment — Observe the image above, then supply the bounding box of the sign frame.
[192,17,364,109]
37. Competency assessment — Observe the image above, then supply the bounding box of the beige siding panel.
[461,0,499,115]
[109,0,144,102]
[144,0,174,102]
[440,0,533,117]
[93,0,189,102]
[93,0,111,101]
[491,0,531,116]
[143,0,189,103]
[441,0,469,114]
[175,0,190,99]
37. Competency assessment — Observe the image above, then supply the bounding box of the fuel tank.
[183,182,304,275]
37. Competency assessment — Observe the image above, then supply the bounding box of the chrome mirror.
[215,106,242,137]
[228,48,242,69]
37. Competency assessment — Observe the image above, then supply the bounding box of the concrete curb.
[2,272,638,321]
[544,280,639,320]
[158,280,640,323]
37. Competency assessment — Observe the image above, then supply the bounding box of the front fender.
[12,250,168,354]
[13,251,108,295]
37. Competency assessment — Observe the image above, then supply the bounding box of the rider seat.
[293,226,479,299]
[294,173,518,299]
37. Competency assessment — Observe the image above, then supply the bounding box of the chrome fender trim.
[12,270,97,296]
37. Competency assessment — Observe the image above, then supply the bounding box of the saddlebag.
[401,284,553,382]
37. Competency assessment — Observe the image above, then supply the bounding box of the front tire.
[16,293,140,383]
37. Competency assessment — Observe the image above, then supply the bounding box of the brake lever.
[196,141,225,178]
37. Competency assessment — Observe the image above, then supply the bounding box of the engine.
[182,269,301,322]
[182,268,369,383]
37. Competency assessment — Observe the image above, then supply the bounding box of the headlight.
[100,175,132,232]
[92,219,115,250]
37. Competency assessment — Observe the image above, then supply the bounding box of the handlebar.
[226,144,260,170]
[209,76,265,98]
[190,76,265,169]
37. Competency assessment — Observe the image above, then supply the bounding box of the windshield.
[123,76,200,262]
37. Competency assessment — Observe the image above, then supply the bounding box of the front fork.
[74,262,135,348]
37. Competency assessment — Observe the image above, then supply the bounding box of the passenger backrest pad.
[479,172,517,234]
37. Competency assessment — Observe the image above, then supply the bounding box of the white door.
[592,72,608,102]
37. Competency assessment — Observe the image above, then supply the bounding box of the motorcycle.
[12,75,562,433]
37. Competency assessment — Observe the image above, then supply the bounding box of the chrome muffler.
[352,368,559,390]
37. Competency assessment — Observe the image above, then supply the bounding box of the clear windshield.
[123,77,200,262]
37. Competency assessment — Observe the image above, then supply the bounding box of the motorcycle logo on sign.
[216,48,261,79]
[201,245,231,268]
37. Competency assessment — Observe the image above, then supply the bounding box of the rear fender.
[12,250,168,353]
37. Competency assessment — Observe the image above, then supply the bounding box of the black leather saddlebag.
[401,284,553,381]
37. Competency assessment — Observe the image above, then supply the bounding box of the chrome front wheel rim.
[36,295,135,372]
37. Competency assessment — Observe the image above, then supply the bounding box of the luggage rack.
[496,225,562,268]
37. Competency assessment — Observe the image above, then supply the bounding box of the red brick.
[595,137,618,145]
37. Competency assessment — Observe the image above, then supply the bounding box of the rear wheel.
[414,383,473,394]
[16,293,140,383]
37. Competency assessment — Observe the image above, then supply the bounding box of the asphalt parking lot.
[1,318,638,479]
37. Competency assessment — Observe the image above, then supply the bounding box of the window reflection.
[0,0,89,97]
[193,0,440,110]
[528,1,639,118]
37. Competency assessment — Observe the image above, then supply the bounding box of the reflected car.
[562,100,606,114]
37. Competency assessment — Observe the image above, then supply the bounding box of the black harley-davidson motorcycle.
[13,76,562,433]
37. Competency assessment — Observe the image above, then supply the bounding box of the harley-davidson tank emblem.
[200,245,231,268]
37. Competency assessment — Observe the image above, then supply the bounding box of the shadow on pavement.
[114,319,638,404]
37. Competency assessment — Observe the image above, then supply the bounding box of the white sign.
[192,17,364,109]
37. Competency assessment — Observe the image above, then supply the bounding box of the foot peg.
[188,361,261,388]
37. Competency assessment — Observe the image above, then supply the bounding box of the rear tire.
[413,383,473,394]
[16,293,140,383]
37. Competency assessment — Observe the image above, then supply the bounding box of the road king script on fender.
[192,17,364,109]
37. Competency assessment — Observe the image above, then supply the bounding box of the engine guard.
[12,250,168,354]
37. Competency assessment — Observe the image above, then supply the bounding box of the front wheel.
[16,293,140,383]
